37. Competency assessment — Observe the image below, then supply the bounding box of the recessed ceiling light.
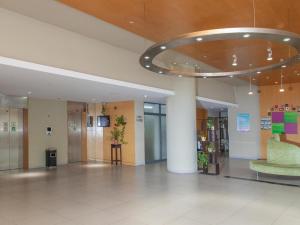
[252,78,256,81]
[281,65,287,68]
[158,71,163,74]
[283,37,291,42]
[203,55,207,58]
[178,75,182,78]
[243,34,250,38]
[144,56,150,60]
[129,21,135,24]
[274,81,278,84]
[297,73,300,76]
[229,75,233,78]
[160,46,167,50]
[279,88,285,92]
[203,76,207,79]
[256,71,261,74]
[145,65,150,68]
[196,37,203,42]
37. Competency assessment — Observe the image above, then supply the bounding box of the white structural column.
[166,77,197,173]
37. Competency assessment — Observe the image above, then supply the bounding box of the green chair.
[250,137,300,176]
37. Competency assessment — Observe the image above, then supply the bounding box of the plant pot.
[203,167,208,174]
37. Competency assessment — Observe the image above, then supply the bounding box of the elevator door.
[0,107,23,170]
[68,111,82,163]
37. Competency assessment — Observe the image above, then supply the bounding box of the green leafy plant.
[198,151,209,169]
[110,115,127,144]
[101,103,107,115]
[207,142,215,153]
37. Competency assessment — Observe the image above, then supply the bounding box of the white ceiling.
[196,96,238,111]
[0,58,173,103]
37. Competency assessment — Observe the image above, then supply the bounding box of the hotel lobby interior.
[0,0,300,225]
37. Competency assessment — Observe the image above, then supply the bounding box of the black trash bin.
[46,148,57,167]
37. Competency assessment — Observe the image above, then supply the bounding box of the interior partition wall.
[144,103,167,163]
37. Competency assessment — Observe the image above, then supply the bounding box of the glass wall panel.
[161,116,167,160]
[144,103,159,114]
[144,115,161,162]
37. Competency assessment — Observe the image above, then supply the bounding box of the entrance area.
[144,102,167,163]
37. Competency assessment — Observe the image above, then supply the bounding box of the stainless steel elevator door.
[0,108,10,170]
[0,107,23,170]
[68,111,82,163]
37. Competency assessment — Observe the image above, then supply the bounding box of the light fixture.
[229,75,233,78]
[281,65,287,68]
[283,37,291,42]
[203,76,207,79]
[232,54,238,66]
[129,21,135,24]
[140,28,300,78]
[158,71,163,74]
[243,33,250,38]
[279,69,285,93]
[267,48,273,61]
[145,65,150,68]
[144,56,150,60]
[274,81,278,84]
[178,75,182,78]
[196,37,203,42]
[256,71,261,74]
[144,95,148,98]
[22,96,28,99]
[248,76,253,95]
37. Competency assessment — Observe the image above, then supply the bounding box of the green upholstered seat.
[250,138,300,176]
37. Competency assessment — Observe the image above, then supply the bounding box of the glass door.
[144,103,167,163]
[0,108,10,170]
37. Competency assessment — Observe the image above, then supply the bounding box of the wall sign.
[271,111,298,134]
[237,113,250,132]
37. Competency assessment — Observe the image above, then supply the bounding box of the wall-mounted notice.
[237,113,250,132]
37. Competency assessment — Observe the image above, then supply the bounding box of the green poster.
[284,112,298,123]
[272,123,284,134]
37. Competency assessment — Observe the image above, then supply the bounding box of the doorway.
[144,103,167,163]
[0,107,23,170]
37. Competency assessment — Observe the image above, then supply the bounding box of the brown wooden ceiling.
[59,0,300,86]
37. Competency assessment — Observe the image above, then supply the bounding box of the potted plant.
[110,115,127,145]
[207,142,215,153]
[198,151,209,174]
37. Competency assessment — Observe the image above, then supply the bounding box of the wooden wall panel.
[260,83,300,158]
[103,101,135,165]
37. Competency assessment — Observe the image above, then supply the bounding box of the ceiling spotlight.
[248,91,254,95]
[281,65,287,68]
[283,37,291,42]
[173,62,177,65]
[229,75,233,78]
[252,78,256,81]
[22,96,28,99]
[203,76,207,79]
[243,34,250,38]
[256,71,261,74]
[196,37,203,42]
[158,71,163,74]
[267,48,273,61]
[297,73,300,76]
[178,75,182,78]
[279,69,285,93]
[129,21,135,24]
[248,76,253,95]
[145,65,150,68]
[232,54,238,66]
[144,56,150,60]
[274,81,278,84]
[160,46,167,50]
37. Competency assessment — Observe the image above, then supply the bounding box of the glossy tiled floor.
[0,161,300,225]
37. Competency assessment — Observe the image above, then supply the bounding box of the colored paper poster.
[237,113,250,132]
[284,112,298,123]
[272,112,284,123]
[285,123,298,134]
[272,123,284,134]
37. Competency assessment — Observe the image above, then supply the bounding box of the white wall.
[134,101,145,165]
[0,8,173,90]
[197,79,236,104]
[228,86,260,159]
[28,98,68,168]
